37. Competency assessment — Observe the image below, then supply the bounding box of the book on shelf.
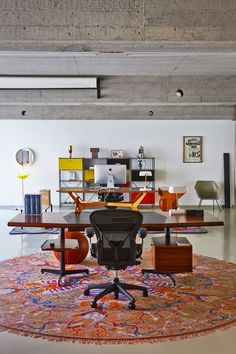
[24,194,42,215]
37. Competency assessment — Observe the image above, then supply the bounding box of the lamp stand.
[17,168,30,212]
[139,172,152,191]
[21,179,24,209]
[140,176,149,190]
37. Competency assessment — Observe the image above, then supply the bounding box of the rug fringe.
[1,252,236,345]
[1,320,236,345]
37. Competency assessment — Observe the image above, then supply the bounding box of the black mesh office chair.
[84,209,148,310]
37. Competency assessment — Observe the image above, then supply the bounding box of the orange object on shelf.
[158,187,185,211]
[54,231,89,264]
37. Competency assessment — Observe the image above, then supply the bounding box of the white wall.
[0,120,234,206]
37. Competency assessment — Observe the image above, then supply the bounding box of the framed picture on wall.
[111,150,124,158]
[183,136,203,163]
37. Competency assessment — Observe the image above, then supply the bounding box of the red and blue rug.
[0,251,235,344]
[9,227,59,235]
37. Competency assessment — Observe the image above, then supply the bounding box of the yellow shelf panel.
[84,169,94,181]
[59,158,83,170]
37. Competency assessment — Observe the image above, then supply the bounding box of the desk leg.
[68,191,107,214]
[107,191,148,210]
[141,226,176,286]
[67,192,84,214]
[165,227,171,245]
[41,227,89,286]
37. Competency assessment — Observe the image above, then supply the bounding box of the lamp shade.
[168,186,187,194]
[139,171,152,177]
[17,171,30,179]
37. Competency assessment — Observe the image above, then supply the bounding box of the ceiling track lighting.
[0,76,101,98]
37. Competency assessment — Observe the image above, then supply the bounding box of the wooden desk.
[8,210,223,234]
[8,211,223,282]
[8,211,224,284]
[58,187,157,214]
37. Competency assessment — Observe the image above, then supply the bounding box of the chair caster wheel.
[143,290,148,297]
[90,301,97,308]
[128,302,135,310]
[84,289,90,296]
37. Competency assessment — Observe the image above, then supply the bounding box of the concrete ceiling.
[0,0,235,120]
[1,0,236,42]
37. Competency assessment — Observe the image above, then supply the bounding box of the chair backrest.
[194,181,220,199]
[89,209,143,268]
[39,189,51,211]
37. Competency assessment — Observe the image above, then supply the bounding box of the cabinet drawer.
[59,158,83,170]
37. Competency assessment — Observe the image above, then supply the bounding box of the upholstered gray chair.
[84,209,148,310]
[194,180,221,211]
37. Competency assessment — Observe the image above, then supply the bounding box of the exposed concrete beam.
[0,51,236,76]
[0,40,236,53]
[0,76,235,103]
[0,102,234,120]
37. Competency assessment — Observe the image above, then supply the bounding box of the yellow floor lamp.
[16,148,34,211]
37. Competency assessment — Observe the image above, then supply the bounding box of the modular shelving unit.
[58,157,155,207]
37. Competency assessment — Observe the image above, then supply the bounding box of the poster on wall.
[183,136,203,163]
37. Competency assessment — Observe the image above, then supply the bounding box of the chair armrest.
[138,228,148,239]
[85,227,94,239]
[85,228,97,258]
[136,228,147,259]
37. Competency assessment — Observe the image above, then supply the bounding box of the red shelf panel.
[131,192,155,205]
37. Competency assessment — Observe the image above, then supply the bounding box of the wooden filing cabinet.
[151,236,192,273]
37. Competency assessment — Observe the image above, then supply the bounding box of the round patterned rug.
[0,251,236,344]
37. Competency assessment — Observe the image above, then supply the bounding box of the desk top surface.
[8,210,224,231]
[58,187,156,193]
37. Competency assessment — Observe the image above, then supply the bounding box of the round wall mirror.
[16,148,35,166]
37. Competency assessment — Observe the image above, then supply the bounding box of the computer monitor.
[94,164,127,188]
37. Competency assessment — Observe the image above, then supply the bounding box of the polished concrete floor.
[0,207,235,354]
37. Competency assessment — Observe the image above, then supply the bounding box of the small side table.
[142,234,192,286]
[41,228,89,286]
[151,236,192,272]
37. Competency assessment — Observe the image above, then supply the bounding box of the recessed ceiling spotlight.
[176,89,184,98]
